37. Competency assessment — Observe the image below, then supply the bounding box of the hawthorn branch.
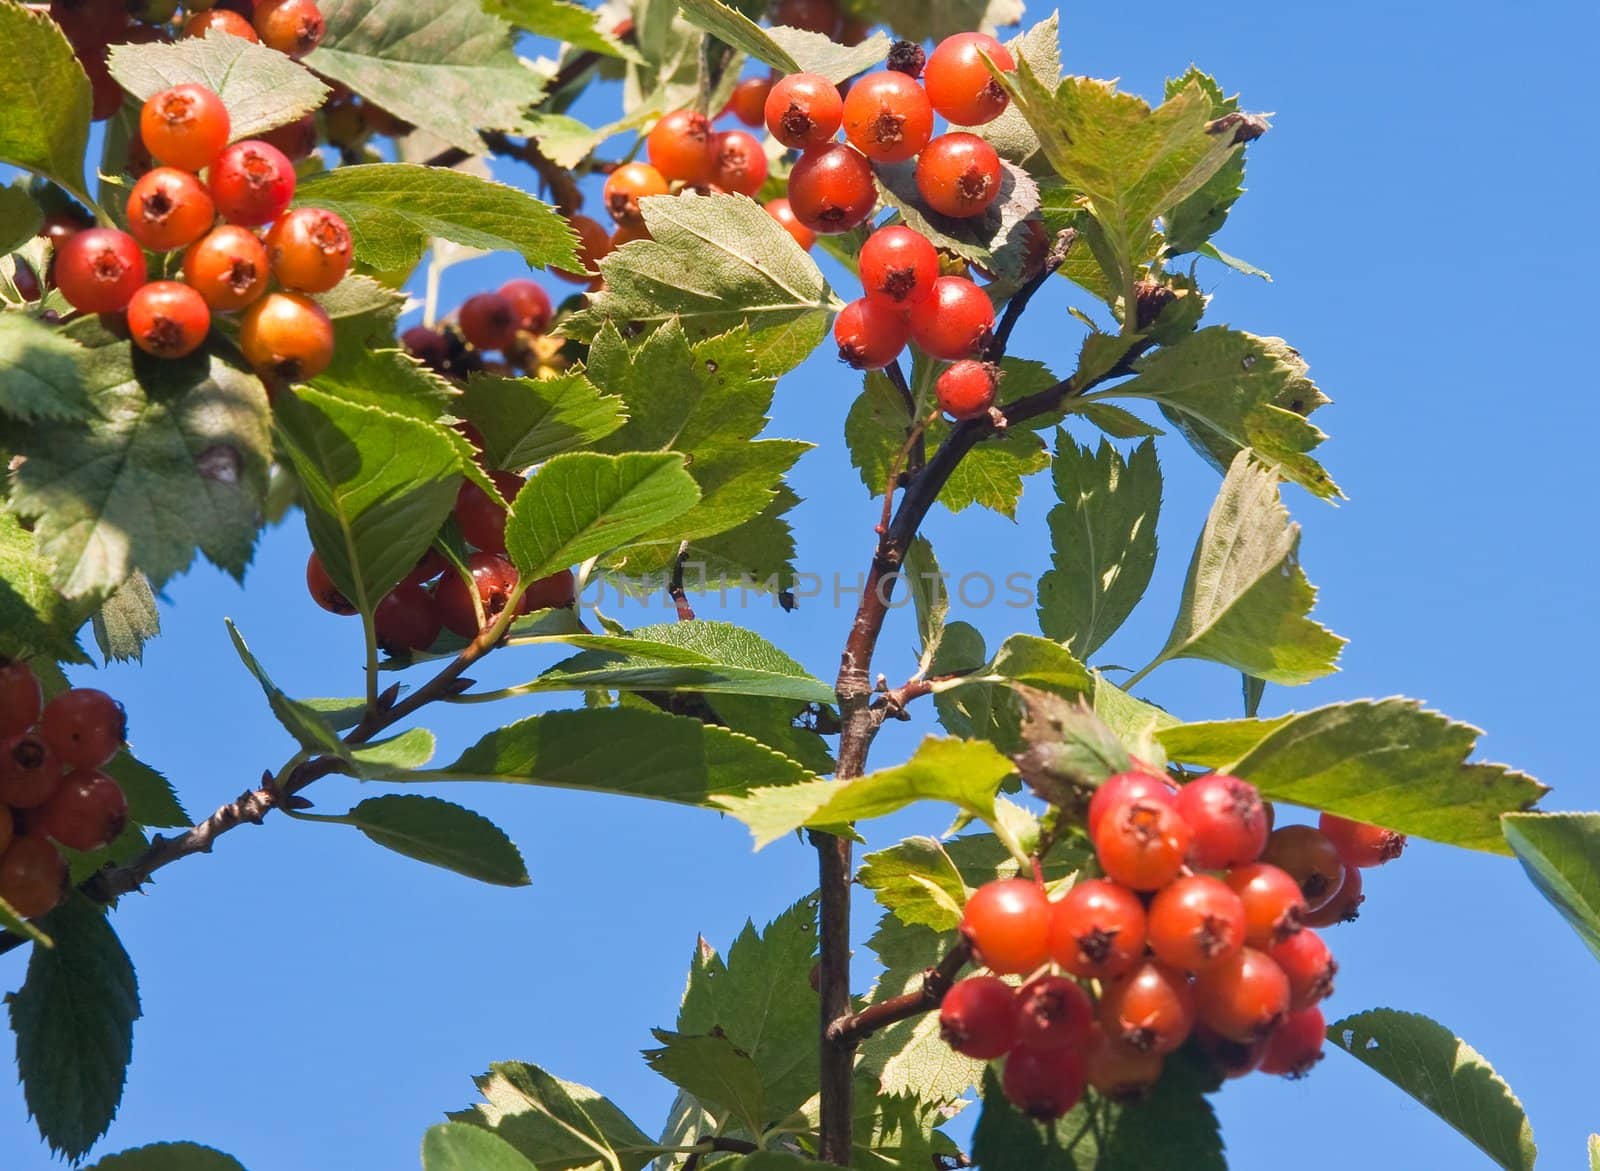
[669,544,697,622]
[986,228,1078,362]
[425,131,584,217]
[825,938,972,1046]
[681,1137,758,1171]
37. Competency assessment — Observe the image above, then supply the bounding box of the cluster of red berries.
[765,0,872,44]
[401,279,565,385]
[940,768,1406,1120]
[50,0,324,124]
[51,82,347,382]
[0,660,131,921]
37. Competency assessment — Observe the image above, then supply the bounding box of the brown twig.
[669,544,697,622]
[986,228,1078,362]
[825,937,972,1046]
[882,360,926,477]
[680,1136,758,1171]
[424,131,583,217]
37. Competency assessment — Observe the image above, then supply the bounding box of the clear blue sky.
[7,1,1600,1166]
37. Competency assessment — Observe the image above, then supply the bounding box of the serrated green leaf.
[670,484,802,594]
[9,898,141,1161]
[325,794,529,886]
[0,299,84,425]
[9,319,271,599]
[103,749,187,828]
[858,917,981,1101]
[902,535,947,673]
[705,692,834,776]
[308,277,456,423]
[87,1143,248,1171]
[715,736,1013,848]
[92,572,160,664]
[0,182,42,253]
[306,0,547,154]
[450,1062,663,1171]
[859,836,967,930]
[0,893,52,948]
[293,164,580,274]
[1137,451,1344,685]
[483,0,640,60]
[1157,699,1548,855]
[106,30,331,140]
[423,1123,539,1171]
[225,619,347,756]
[274,386,463,613]
[1502,813,1600,964]
[459,371,626,470]
[567,193,832,346]
[1038,434,1161,659]
[1007,687,1133,809]
[933,635,1094,753]
[1095,326,1338,499]
[0,512,87,664]
[1329,1009,1536,1171]
[0,3,91,201]
[1590,1134,1600,1171]
[1074,401,1163,439]
[1163,67,1250,258]
[644,1031,767,1136]
[674,0,887,81]
[1092,673,1178,767]
[347,727,436,771]
[976,16,1061,170]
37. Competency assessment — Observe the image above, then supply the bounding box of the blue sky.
[6,0,1600,1167]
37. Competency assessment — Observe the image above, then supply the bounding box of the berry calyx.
[373,582,443,655]
[54,228,148,314]
[127,280,211,359]
[1224,862,1308,947]
[916,132,1004,219]
[603,162,670,225]
[923,32,1016,126]
[960,877,1051,975]
[41,688,127,771]
[764,72,844,149]
[841,70,934,163]
[306,551,355,615]
[1262,824,1346,912]
[711,129,769,197]
[0,836,68,920]
[253,0,324,59]
[125,166,216,251]
[907,275,994,360]
[1014,974,1093,1052]
[182,225,271,311]
[1175,773,1269,869]
[1002,1045,1086,1121]
[1193,947,1291,1043]
[764,197,816,251]
[1268,927,1337,1010]
[264,207,353,293]
[0,734,65,809]
[1049,877,1147,979]
[859,225,939,306]
[209,140,297,226]
[1087,769,1177,839]
[454,471,525,555]
[1303,864,1364,927]
[1318,812,1406,868]
[937,975,1017,1059]
[646,109,717,185]
[458,292,519,352]
[498,279,553,334]
[436,551,523,637]
[35,769,128,852]
[1093,796,1193,891]
[833,296,910,370]
[238,291,335,381]
[935,360,999,421]
[787,143,877,234]
[1098,959,1195,1055]
[1146,874,1247,973]
[1259,1006,1326,1077]
[0,661,44,739]
[140,83,231,171]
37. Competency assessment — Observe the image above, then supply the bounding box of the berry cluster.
[0,660,130,921]
[51,83,347,382]
[940,769,1406,1119]
[401,279,565,385]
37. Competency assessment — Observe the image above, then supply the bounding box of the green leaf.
[0,305,94,423]
[9,319,272,599]
[1163,68,1252,257]
[933,635,1094,753]
[273,386,463,613]
[1502,813,1600,964]
[1007,687,1134,811]
[1037,434,1161,659]
[1093,673,1178,767]
[977,15,1060,169]
[398,707,813,806]
[306,0,547,154]
[331,795,529,886]
[1076,401,1163,439]
[0,894,52,948]
[857,917,981,1101]
[106,30,331,140]
[88,1143,249,1171]
[644,1031,767,1136]
[423,1124,539,1171]
[0,512,87,664]
[0,2,91,201]
[458,371,625,470]
[567,193,833,346]
[1329,1009,1536,1171]
[504,451,701,582]
[873,157,1043,286]
[449,1062,663,1171]
[902,535,948,673]
[705,692,834,776]
[9,898,141,1161]
[882,0,1025,43]
[346,727,436,772]
[293,164,580,274]
[92,572,160,664]
[1591,1134,1600,1171]
[0,181,42,253]
[859,836,968,930]
[1157,699,1548,855]
[1137,451,1344,685]
[103,750,188,828]
[482,0,639,60]
[308,277,455,423]
[674,0,888,81]
[715,736,1013,848]
[225,620,347,756]
[1097,326,1338,500]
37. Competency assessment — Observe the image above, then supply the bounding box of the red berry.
[1146,874,1247,973]
[1002,1045,1085,1121]
[764,72,845,150]
[498,279,553,334]
[764,197,816,251]
[787,143,877,235]
[1259,1006,1326,1077]
[859,225,939,305]
[551,214,612,287]
[936,360,999,421]
[1175,773,1269,869]
[0,734,65,808]
[1303,864,1364,927]
[1318,812,1406,868]
[1014,974,1093,1052]
[772,0,840,36]
[1083,1024,1165,1100]
[916,132,1004,219]
[253,0,324,58]
[0,661,44,738]
[209,140,297,226]
[264,207,353,294]
[435,552,523,637]
[711,129,769,197]
[1098,959,1195,1056]
[0,805,10,857]
[184,8,258,41]
[54,228,147,314]
[458,292,518,352]
[647,109,717,185]
[960,877,1050,975]
[1093,797,1193,891]
[1194,1025,1267,1079]
[937,975,1017,1059]
[1224,862,1308,948]
[239,291,334,380]
[306,550,355,615]
[1193,947,1291,1043]
[1048,878,1146,979]
[1087,769,1176,839]
[923,32,1015,126]
[259,113,319,162]
[403,326,450,370]
[40,688,125,771]
[519,568,577,612]
[1268,928,1337,1010]
[0,836,67,920]
[125,166,215,251]
[127,280,211,359]
[454,471,524,555]
[908,276,994,360]
[725,76,773,127]
[141,83,231,172]
[182,225,270,311]
[603,162,670,225]
[1262,825,1346,913]
[35,769,128,852]
[833,296,909,370]
[373,582,442,654]
[401,548,447,588]
[841,70,933,163]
